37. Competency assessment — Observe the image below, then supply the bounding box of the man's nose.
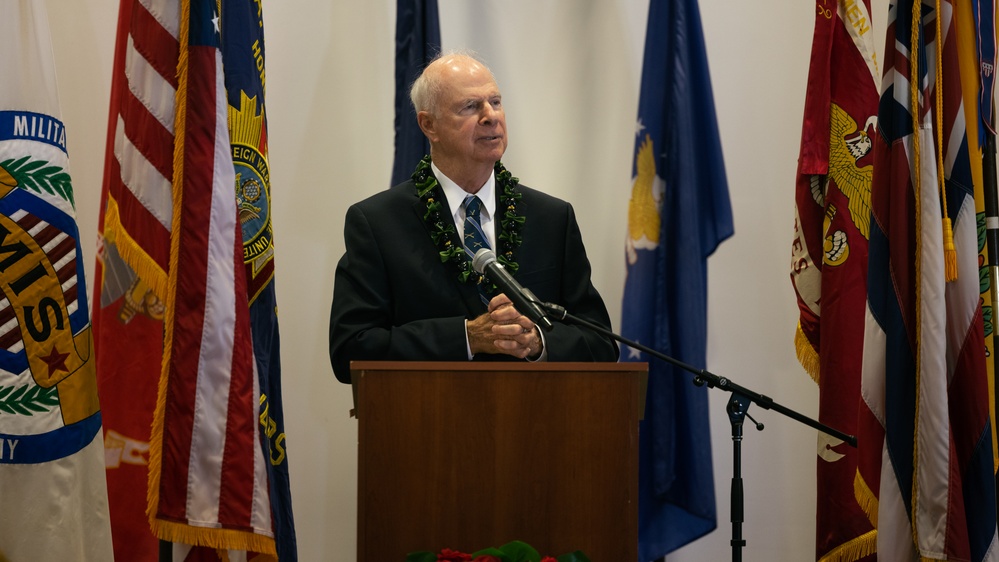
[480,104,499,123]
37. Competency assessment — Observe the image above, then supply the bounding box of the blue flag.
[391,0,440,186]
[222,1,298,559]
[622,0,733,558]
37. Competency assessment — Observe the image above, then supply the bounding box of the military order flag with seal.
[0,1,113,560]
[222,0,298,559]
[790,0,878,559]
[621,0,733,558]
[857,0,999,559]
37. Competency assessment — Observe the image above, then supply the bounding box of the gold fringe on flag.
[818,530,878,562]
[854,469,879,529]
[101,196,170,300]
[794,323,821,384]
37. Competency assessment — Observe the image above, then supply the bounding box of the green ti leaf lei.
[412,155,524,296]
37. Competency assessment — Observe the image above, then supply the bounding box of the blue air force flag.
[622,0,734,558]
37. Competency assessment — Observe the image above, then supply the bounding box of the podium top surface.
[350,360,647,374]
[349,361,649,421]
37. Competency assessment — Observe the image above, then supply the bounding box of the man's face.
[431,63,507,167]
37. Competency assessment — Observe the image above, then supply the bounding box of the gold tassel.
[942,217,957,282]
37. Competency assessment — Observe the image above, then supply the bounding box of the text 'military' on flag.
[621,0,733,559]
[0,1,113,560]
[222,0,298,559]
[390,0,440,187]
[857,0,999,560]
[789,0,878,559]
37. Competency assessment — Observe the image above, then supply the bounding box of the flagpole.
[984,126,999,529]
[538,302,856,562]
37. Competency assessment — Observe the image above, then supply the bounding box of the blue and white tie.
[463,195,490,303]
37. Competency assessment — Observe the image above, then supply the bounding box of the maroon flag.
[790,1,878,559]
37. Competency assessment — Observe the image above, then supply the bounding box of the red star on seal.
[41,346,70,375]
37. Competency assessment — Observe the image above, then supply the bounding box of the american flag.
[96,0,276,556]
[857,0,999,559]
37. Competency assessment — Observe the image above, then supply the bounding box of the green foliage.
[1,156,75,207]
[473,541,539,562]
[978,211,987,253]
[0,383,59,415]
[985,305,994,340]
[405,540,590,562]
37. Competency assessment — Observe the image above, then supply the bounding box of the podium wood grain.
[353,361,646,561]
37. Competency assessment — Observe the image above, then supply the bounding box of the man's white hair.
[409,50,493,116]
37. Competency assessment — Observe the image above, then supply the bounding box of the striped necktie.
[463,195,490,303]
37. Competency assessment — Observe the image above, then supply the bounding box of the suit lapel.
[409,186,485,317]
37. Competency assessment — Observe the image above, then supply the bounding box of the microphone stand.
[537,302,857,562]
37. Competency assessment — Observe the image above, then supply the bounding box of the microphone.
[472,248,554,332]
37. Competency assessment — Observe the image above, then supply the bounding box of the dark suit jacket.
[328,179,619,383]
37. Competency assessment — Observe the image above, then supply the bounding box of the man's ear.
[416,111,437,142]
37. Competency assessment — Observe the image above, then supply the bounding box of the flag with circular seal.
[0,1,113,560]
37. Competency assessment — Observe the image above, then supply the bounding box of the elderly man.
[328,52,617,383]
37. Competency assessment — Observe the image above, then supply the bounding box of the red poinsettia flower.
[540,557,558,562]
[472,556,502,562]
[437,548,472,562]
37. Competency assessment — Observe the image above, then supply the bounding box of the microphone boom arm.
[539,302,857,447]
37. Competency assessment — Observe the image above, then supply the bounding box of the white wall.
[43,1,881,560]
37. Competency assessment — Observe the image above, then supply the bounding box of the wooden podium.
[352,361,647,561]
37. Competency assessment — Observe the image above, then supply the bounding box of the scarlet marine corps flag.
[94,0,172,558]
[789,0,878,560]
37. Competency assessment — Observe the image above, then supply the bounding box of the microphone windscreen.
[471,248,496,274]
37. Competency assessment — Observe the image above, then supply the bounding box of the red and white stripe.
[861,1,999,559]
[104,0,179,294]
[105,0,274,553]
